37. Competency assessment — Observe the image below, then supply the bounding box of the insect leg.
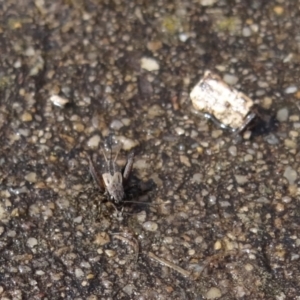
[123,151,134,181]
[87,154,105,192]
[203,112,235,133]
[232,112,256,136]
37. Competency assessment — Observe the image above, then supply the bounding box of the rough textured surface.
[0,1,300,299]
[190,70,254,129]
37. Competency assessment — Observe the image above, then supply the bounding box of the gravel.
[0,1,299,299]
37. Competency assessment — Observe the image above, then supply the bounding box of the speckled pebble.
[143,221,158,232]
[25,172,37,183]
[27,237,38,248]
[140,57,160,71]
[283,166,298,185]
[87,135,101,148]
[206,287,222,299]
[276,107,289,122]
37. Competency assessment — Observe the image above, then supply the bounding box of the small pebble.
[200,0,218,6]
[117,136,138,150]
[275,203,285,212]
[178,33,189,42]
[143,221,158,232]
[148,104,164,118]
[283,166,297,185]
[273,5,284,15]
[75,268,84,278]
[136,210,146,223]
[147,40,162,52]
[121,118,131,126]
[235,175,248,185]
[19,265,31,274]
[87,135,101,148]
[214,240,222,250]
[264,133,279,145]
[242,27,251,37]
[105,250,116,257]
[140,57,160,71]
[282,196,292,203]
[25,172,37,183]
[192,173,202,184]
[27,237,38,248]
[284,139,297,149]
[289,115,299,122]
[284,86,297,94]
[180,155,191,167]
[244,154,253,161]
[276,108,289,122]
[211,130,222,138]
[94,232,110,245]
[206,287,222,299]
[49,95,69,108]
[223,74,238,85]
[228,145,237,156]
[175,127,185,135]
[73,122,85,132]
[74,216,82,223]
[244,263,254,272]
[21,112,33,122]
[110,119,124,130]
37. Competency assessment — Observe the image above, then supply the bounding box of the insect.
[88,142,134,204]
[190,70,257,136]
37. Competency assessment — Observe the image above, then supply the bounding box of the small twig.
[148,252,190,277]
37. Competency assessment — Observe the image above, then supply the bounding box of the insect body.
[88,144,134,203]
[190,70,256,135]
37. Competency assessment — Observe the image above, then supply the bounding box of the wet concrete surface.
[0,0,300,299]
